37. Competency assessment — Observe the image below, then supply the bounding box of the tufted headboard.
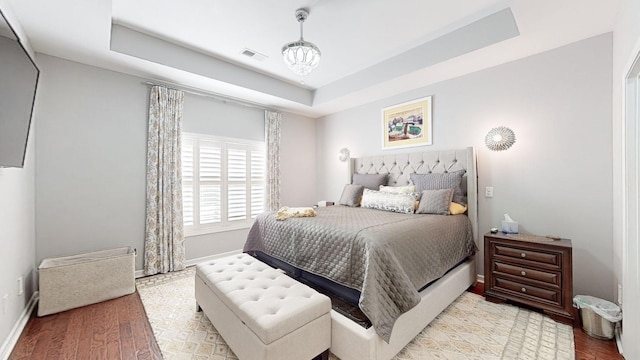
[349,147,478,243]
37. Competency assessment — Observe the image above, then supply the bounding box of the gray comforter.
[243,205,476,342]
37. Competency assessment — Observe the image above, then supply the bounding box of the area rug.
[136,267,575,360]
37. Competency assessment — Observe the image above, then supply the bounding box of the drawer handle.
[520,271,527,276]
[521,287,527,293]
[520,253,526,258]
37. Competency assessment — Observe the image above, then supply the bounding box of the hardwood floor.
[9,284,623,359]
[9,292,161,360]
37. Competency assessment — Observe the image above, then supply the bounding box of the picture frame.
[382,96,432,149]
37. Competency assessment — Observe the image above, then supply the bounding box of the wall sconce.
[338,148,350,162]
[485,126,516,151]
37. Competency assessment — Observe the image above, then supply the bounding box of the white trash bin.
[573,295,622,340]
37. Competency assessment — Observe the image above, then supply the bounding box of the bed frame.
[330,146,479,360]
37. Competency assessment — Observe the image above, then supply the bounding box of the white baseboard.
[477,274,485,283]
[0,291,39,360]
[135,249,243,278]
[615,325,624,355]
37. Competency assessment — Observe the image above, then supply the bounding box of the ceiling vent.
[241,48,268,62]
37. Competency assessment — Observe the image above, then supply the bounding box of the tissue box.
[501,220,519,234]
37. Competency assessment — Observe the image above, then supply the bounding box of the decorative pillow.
[450,202,468,215]
[416,189,454,215]
[339,184,365,207]
[410,170,466,204]
[379,184,416,194]
[352,173,389,190]
[360,189,415,214]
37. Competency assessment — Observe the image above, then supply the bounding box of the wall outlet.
[485,186,494,198]
[17,276,24,296]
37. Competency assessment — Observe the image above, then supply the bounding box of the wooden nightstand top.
[485,232,572,248]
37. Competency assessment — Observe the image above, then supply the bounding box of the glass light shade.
[485,126,516,151]
[282,41,321,76]
[338,148,350,162]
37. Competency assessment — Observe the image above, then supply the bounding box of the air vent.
[241,48,268,62]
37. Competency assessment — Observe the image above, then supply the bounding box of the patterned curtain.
[265,110,281,211]
[144,86,186,275]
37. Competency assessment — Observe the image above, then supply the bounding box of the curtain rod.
[143,80,275,112]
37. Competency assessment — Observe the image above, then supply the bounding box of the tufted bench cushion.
[195,253,331,360]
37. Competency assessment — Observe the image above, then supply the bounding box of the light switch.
[485,187,494,198]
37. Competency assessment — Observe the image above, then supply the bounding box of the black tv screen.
[0,8,39,168]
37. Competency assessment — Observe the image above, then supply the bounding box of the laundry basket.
[38,247,135,316]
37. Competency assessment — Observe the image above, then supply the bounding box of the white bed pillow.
[360,189,415,214]
[379,184,416,194]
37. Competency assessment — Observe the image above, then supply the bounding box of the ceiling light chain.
[282,8,321,77]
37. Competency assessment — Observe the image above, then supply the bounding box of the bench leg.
[313,349,329,360]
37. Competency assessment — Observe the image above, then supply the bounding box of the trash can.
[573,295,622,340]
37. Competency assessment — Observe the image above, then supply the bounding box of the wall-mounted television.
[0,8,39,168]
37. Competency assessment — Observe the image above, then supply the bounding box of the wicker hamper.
[38,247,135,316]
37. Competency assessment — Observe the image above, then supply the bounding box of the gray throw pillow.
[416,189,454,215]
[410,170,466,204]
[352,173,389,190]
[339,184,365,206]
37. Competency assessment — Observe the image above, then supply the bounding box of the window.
[182,133,265,235]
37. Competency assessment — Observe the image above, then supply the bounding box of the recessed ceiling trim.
[313,8,520,105]
[110,23,313,106]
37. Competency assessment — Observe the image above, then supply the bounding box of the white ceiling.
[4,0,621,118]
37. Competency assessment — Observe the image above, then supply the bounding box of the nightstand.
[483,232,576,325]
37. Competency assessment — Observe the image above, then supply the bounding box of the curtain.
[144,86,186,275]
[265,110,281,211]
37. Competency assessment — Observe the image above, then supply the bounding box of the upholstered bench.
[195,253,331,360]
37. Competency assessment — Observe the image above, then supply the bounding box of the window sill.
[185,223,252,238]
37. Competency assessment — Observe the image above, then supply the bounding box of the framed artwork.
[382,96,432,149]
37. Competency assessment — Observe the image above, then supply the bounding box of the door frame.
[622,41,640,359]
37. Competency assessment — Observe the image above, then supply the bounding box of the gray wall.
[34,55,316,270]
[35,55,149,269]
[0,1,37,352]
[183,94,264,141]
[0,118,36,353]
[315,33,614,300]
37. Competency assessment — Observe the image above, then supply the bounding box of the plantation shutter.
[199,141,222,225]
[182,133,265,235]
[250,149,265,218]
[227,146,247,222]
[181,138,194,226]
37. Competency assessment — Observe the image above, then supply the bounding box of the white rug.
[136,267,575,360]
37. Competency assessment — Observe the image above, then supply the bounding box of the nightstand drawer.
[493,277,561,305]
[494,244,561,268]
[493,262,560,287]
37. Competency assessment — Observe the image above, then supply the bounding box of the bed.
[244,147,479,360]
